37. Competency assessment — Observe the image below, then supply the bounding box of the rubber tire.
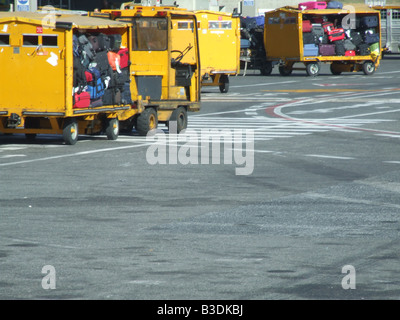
[362,61,376,75]
[260,61,273,75]
[279,65,292,76]
[306,62,320,77]
[62,118,78,145]
[330,63,342,75]
[105,118,119,140]
[168,106,188,134]
[136,108,158,136]
[219,75,229,93]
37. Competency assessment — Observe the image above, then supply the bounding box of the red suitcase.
[345,50,356,56]
[73,92,91,109]
[302,20,312,33]
[327,28,345,42]
[118,48,130,69]
[322,21,334,33]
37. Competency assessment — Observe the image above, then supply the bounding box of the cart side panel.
[265,10,300,60]
[0,20,66,113]
[196,11,240,75]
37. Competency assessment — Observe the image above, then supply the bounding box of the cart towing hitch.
[7,113,21,128]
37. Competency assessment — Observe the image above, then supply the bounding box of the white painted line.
[384,161,400,164]
[0,142,152,167]
[0,154,27,159]
[306,154,355,160]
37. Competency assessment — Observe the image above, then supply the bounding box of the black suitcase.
[108,34,122,51]
[360,16,378,28]
[102,89,115,105]
[312,25,324,38]
[364,33,380,44]
[335,40,345,56]
[303,32,318,44]
[357,43,370,56]
[344,39,356,51]
[93,51,113,77]
[121,83,132,105]
[97,33,111,51]
[350,31,363,46]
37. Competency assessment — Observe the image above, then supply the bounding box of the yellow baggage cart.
[0,12,130,144]
[263,5,382,76]
[96,6,201,134]
[194,10,240,93]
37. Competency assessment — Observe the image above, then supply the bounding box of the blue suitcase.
[304,44,319,56]
[360,16,378,28]
[327,1,343,9]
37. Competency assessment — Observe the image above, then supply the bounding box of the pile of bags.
[303,14,380,57]
[72,32,132,109]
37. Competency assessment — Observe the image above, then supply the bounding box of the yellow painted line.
[262,89,400,93]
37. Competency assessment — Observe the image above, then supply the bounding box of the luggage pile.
[73,32,132,109]
[302,13,380,57]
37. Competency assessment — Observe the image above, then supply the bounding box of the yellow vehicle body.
[264,5,382,76]
[98,7,201,131]
[194,10,240,93]
[0,8,201,144]
[0,12,130,144]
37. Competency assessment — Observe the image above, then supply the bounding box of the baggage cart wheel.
[105,118,119,141]
[219,75,229,93]
[260,61,273,75]
[278,65,292,76]
[168,106,187,134]
[306,62,320,77]
[63,118,78,145]
[136,107,158,136]
[330,63,342,75]
[362,61,375,75]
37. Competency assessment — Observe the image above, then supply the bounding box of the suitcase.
[298,1,327,10]
[357,43,370,56]
[344,39,356,51]
[109,34,122,51]
[303,20,312,32]
[303,32,318,45]
[312,25,324,38]
[364,33,380,44]
[121,83,132,105]
[303,44,319,56]
[90,98,103,108]
[326,1,343,9]
[322,21,334,33]
[102,89,115,106]
[369,42,380,54]
[349,31,363,46]
[93,51,113,77]
[73,91,91,109]
[118,48,130,69]
[73,56,86,88]
[97,33,111,51]
[345,50,356,56]
[319,44,336,56]
[328,28,345,42]
[335,40,345,56]
[360,16,378,28]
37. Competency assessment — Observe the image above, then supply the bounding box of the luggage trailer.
[263,5,382,77]
[0,12,131,145]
